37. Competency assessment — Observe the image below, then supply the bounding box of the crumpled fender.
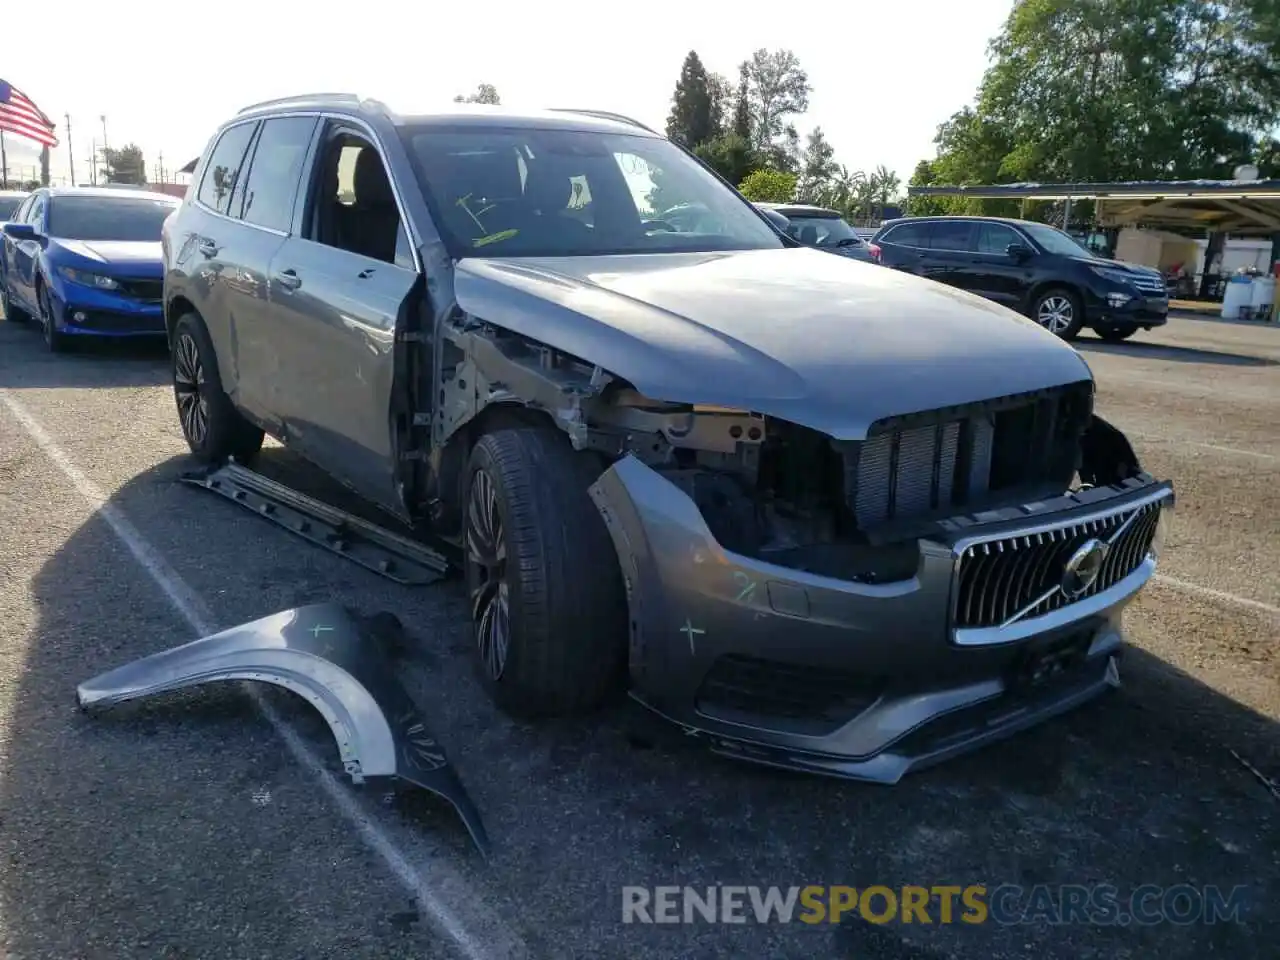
[76,602,489,858]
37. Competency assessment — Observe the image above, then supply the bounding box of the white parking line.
[1154,574,1280,618]
[1137,437,1279,462]
[0,389,524,960]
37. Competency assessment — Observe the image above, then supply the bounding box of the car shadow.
[0,321,169,389]
[1076,336,1277,367]
[4,454,1276,958]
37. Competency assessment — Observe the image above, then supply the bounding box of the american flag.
[0,79,58,147]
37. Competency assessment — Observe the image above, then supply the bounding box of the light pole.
[65,114,75,186]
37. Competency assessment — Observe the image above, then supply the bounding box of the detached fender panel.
[76,602,489,857]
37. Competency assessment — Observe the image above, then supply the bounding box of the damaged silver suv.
[162,94,1173,783]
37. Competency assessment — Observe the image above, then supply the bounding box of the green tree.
[102,144,146,185]
[731,62,752,143]
[795,127,837,202]
[920,0,1280,206]
[665,51,719,148]
[738,168,795,203]
[693,133,759,187]
[744,48,811,161]
[454,83,500,104]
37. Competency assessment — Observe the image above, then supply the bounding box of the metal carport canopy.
[907,178,1280,236]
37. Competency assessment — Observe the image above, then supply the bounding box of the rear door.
[920,219,975,287]
[953,221,1032,308]
[178,120,261,407]
[265,121,421,514]
[226,114,320,424]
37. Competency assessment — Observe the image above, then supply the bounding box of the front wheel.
[171,312,264,464]
[464,427,628,718]
[37,282,67,353]
[1031,287,1084,340]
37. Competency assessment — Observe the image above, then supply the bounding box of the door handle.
[274,269,302,291]
[357,267,376,280]
[196,237,219,257]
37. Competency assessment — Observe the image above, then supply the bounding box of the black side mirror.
[1006,242,1032,260]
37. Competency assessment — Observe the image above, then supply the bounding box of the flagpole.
[0,130,7,188]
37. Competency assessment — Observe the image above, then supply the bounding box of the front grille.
[1130,274,1166,296]
[695,654,882,737]
[848,382,1093,528]
[115,278,163,302]
[953,496,1164,630]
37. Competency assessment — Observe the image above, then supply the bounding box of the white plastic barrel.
[1249,276,1275,312]
[1221,276,1254,319]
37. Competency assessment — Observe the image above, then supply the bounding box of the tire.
[1096,326,1137,343]
[463,427,628,718]
[0,281,29,323]
[1031,287,1084,340]
[171,312,264,464]
[36,280,68,353]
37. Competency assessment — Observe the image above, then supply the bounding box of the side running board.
[181,460,453,585]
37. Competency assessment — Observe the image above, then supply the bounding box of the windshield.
[46,195,176,241]
[1020,221,1094,258]
[400,124,784,258]
[784,214,860,246]
[0,196,22,220]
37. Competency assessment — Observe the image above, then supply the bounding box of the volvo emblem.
[1061,538,1109,599]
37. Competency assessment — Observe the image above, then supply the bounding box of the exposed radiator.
[848,383,1092,528]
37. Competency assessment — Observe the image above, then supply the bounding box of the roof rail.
[237,93,362,115]
[548,108,658,135]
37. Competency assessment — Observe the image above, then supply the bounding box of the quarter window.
[197,122,257,216]
[241,117,318,232]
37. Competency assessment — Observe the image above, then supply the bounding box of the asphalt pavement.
[0,312,1276,960]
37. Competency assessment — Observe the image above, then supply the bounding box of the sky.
[1,0,1013,190]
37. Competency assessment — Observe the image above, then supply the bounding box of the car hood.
[1068,255,1162,278]
[51,239,163,269]
[453,247,1093,439]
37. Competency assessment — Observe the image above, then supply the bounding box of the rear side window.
[197,122,257,216]
[240,116,318,232]
[929,220,975,252]
[975,222,1020,254]
[882,221,928,247]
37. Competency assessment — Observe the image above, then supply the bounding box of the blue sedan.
[0,186,178,351]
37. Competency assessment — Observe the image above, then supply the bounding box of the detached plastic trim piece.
[76,602,489,858]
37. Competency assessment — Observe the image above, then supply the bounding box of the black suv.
[870,215,1169,341]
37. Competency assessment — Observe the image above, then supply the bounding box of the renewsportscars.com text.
[621,884,1248,926]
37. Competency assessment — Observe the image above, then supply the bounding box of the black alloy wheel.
[466,465,510,681]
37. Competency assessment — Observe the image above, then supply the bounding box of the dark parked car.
[0,189,28,223]
[870,215,1169,341]
[756,202,876,262]
[161,95,1172,783]
[1,186,177,351]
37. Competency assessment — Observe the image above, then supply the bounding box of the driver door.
[8,193,46,313]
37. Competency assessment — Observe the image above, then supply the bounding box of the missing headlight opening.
[584,378,1112,585]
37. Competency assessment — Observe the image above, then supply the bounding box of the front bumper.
[50,280,165,337]
[589,457,1173,783]
[1086,289,1169,329]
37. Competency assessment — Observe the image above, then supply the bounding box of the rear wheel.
[1096,326,1137,343]
[464,427,628,718]
[1032,287,1084,340]
[0,282,29,323]
[171,312,264,464]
